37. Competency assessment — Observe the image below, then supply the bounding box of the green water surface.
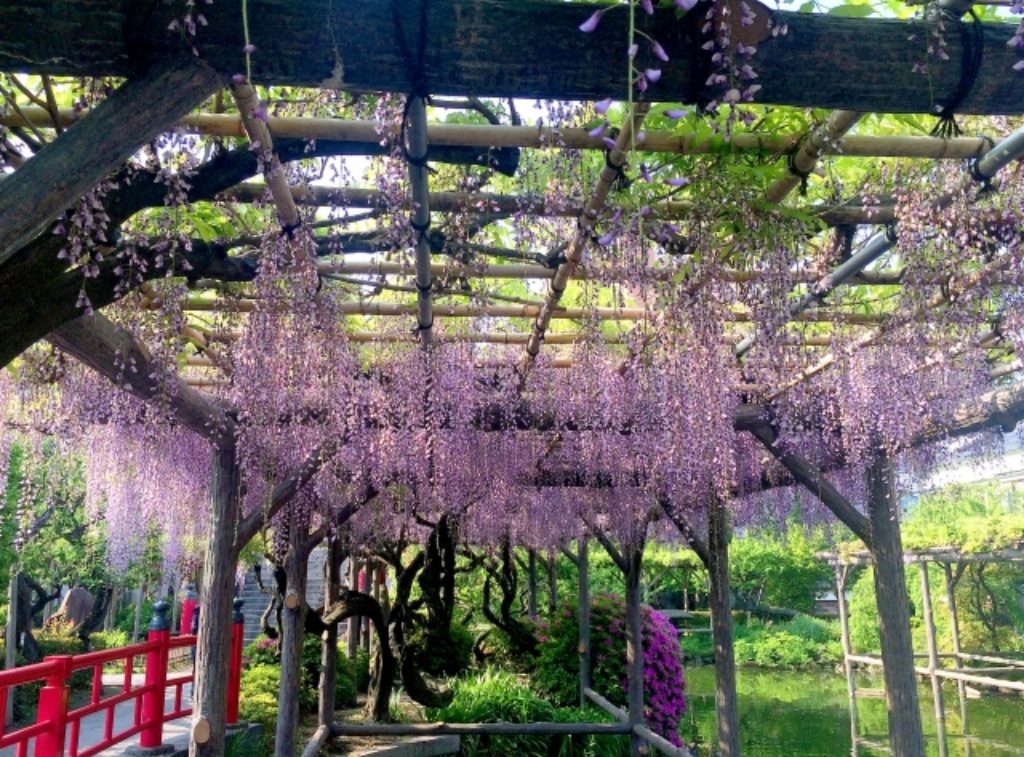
[683,666,1024,756]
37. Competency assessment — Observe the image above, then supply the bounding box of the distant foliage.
[733,617,842,667]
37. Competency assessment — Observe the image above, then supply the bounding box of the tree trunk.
[708,496,740,757]
[190,445,240,757]
[275,511,310,757]
[867,451,924,757]
[319,538,344,723]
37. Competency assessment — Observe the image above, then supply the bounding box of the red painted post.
[226,598,245,725]
[35,656,72,757]
[140,600,171,748]
[179,584,197,637]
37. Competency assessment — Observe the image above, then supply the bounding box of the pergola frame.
[4,2,1024,757]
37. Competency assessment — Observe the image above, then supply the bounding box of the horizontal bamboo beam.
[3,1,1023,114]
[329,722,632,736]
[182,331,841,352]
[226,183,893,226]
[173,296,915,325]
[4,107,1000,162]
[956,652,1024,668]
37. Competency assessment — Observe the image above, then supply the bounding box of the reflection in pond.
[683,666,1024,756]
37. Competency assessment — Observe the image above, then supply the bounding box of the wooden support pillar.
[5,565,17,727]
[943,564,970,733]
[836,563,859,744]
[528,549,538,617]
[548,550,558,611]
[708,495,740,757]
[276,510,311,757]
[624,542,645,757]
[319,538,343,726]
[919,563,948,757]
[578,536,590,708]
[867,451,924,757]
[190,444,240,757]
[347,559,360,660]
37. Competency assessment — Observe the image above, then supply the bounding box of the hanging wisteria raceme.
[82,424,211,574]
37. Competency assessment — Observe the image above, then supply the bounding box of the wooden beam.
[47,313,234,445]
[743,419,873,547]
[0,59,221,265]
[3,1,1024,114]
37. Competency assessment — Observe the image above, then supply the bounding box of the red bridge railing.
[0,598,245,757]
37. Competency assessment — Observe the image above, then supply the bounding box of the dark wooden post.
[708,495,740,757]
[528,549,538,617]
[191,444,240,757]
[624,542,645,757]
[548,550,558,611]
[578,536,590,708]
[867,451,924,757]
[347,559,360,660]
[320,538,343,725]
[276,510,311,757]
[919,562,948,757]
[835,563,859,745]
[942,564,970,731]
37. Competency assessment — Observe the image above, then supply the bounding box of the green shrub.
[408,621,474,677]
[238,664,279,752]
[733,616,841,667]
[242,634,358,713]
[90,630,130,651]
[426,669,627,757]
[115,599,155,638]
[355,646,371,694]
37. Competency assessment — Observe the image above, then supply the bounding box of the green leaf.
[828,4,874,16]
[193,217,217,242]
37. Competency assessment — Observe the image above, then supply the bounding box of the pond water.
[683,666,1024,756]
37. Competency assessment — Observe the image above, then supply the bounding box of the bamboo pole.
[405,95,434,346]
[519,103,650,380]
[836,564,860,745]
[765,110,863,205]
[919,563,949,757]
[6,107,1001,161]
[229,83,307,258]
[765,124,1024,400]
[175,294,910,325]
[943,564,971,735]
[227,181,898,226]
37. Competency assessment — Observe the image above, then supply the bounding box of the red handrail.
[0,598,245,757]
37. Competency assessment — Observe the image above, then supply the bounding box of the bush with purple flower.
[533,593,687,746]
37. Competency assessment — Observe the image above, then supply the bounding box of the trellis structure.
[4,2,1024,757]
[826,547,1024,756]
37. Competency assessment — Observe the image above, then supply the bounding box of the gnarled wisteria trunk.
[867,451,925,757]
